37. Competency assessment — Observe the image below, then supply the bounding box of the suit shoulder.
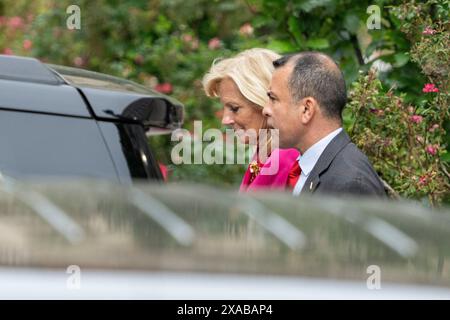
[323,142,386,196]
[335,143,374,168]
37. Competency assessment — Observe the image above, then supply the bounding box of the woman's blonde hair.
[202,48,281,108]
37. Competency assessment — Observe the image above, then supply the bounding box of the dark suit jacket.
[301,130,386,197]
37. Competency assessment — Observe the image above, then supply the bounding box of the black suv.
[0,55,183,184]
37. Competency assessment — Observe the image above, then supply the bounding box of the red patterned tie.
[287,161,301,189]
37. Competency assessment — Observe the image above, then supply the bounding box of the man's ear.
[299,97,317,124]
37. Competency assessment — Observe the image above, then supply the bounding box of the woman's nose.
[222,112,234,126]
[262,102,272,118]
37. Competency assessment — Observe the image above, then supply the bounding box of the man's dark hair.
[273,52,347,121]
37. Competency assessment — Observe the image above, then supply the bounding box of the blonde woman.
[202,48,300,191]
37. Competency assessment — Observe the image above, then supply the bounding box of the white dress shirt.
[293,127,343,196]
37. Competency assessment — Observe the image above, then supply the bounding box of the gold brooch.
[249,160,261,175]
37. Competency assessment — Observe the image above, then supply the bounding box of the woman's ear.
[299,97,316,124]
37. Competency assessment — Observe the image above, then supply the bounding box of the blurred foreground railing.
[1,179,450,287]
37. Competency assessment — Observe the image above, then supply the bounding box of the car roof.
[0,55,64,85]
[0,54,166,98]
[0,55,184,129]
[47,64,162,96]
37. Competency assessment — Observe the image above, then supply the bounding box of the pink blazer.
[239,148,300,192]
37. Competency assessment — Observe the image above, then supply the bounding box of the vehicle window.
[0,110,119,181]
[97,122,163,183]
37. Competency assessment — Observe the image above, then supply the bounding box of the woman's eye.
[230,106,240,113]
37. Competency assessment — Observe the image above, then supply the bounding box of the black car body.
[0,54,183,184]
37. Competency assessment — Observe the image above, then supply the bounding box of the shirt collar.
[297,127,343,176]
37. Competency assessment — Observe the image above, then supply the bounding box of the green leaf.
[288,16,305,48]
[343,13,361,35]
[442,152,450,163]
[305,38,330,49]
[267,39,298,53]
[298,0,333,13]
[393,53,410,68]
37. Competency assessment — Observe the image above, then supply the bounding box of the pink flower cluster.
[422,83,439,93]
[422,27,436,35]
[410,115,423,124]
[429,124,439,133]
[134,54,144,65]
[0,16,25,29]
[239,23,254,36]
[155,83,173,94]
[2,39,32,55]
[369,108,385,116]
[23,39,32,50]
[73,56,85,67]
[425,145,438,156]
[208,37,221,50]
[418,175,429,186]
[2,48,13,55]
[181,34,199,50]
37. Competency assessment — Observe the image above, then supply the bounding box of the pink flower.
[23,39,32,51]
[215,109,224,119]
[7,16,24,29]
[182,34,199,50]
[182,34,193,42]
[134,54,144,65]
[154,82,173,94]
[429,124,439,132]
[2,48,13,55]
[158,163,168,182]
[410,115,423,124]
[73,56,85,67]
[425,145,437,156]
[190,38,199,50]
[422,26,436,35]
[239,23,254,36]
[208,37,222,50]
[418,175,428,186]
[0,16,5,27]
[369,108,384,116]
[422,83,439,93]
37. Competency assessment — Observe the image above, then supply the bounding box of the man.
[263,51,386,196]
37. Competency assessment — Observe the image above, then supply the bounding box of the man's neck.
[297,123,342,154]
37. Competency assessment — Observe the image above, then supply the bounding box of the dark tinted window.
[0,110,117,181]
[0,108,162,183]
[98,122,163,183]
